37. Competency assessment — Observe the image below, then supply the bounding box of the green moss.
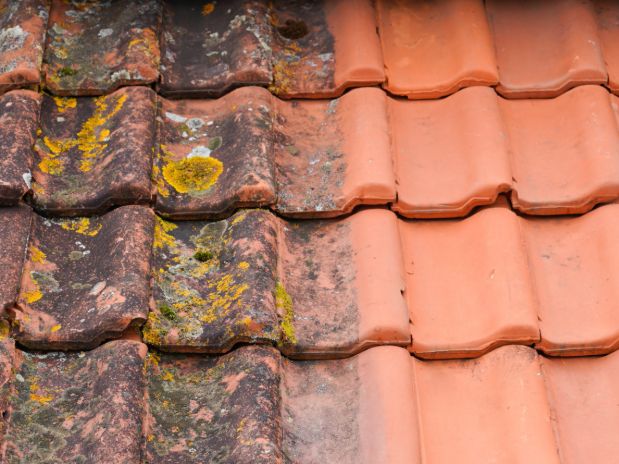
[275,281,297,344]
[193,249,214,262]
[57,67,77,77]
[159,304,178,321]
[208,136,222,150]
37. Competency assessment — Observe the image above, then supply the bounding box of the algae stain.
[275,281,297,344]
[162,156,223,194]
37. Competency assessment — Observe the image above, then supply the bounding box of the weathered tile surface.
[0,90,40,204]
[14,206,154,349]
[0,206,31,311]
[32,87,156,215]
[0,0,48,93]
[43,0,161,95]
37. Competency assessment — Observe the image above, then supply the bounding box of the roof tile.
[0,206,31,311]
[0,0,47,94]
[43,0,161,96]
[596,0,619,93]
[0,90,40,204]
[13,206,154,349]
[32,87,156,215]
[376,0,498,98]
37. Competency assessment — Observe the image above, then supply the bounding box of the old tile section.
[0,0,47,93]
[487,0,606,98]
[146,345,282,463]
[412,346,561,463]
[32,87,156,215]
[541,351,619,463]
[0,206,31,311]
[4,340,146,464]
[0,90,40,204]
[376,0,498,99]
[400,204,539,358]
[13,206,154,349]
[596,0,619,93]
[159,0,272,97]
[391,86,511,218]
[144,210,279,352]
[525,204,619,355]
[155,87,276,219]
[43,0,161,95]
[273,87,394,217]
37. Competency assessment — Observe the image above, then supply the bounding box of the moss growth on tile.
[159,304,178,321]
[275,281,296,344]
[193,249,214,262]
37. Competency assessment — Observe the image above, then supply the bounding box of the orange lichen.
[202,3,215,15]
[29,384,53,405]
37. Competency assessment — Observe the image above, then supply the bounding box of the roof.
[1,0,619,462]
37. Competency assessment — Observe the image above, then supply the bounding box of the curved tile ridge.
[0,0,48,95]
[143,208,409,357]
[376,0,498,99]
[0,206,31,312]
[393,85,619,217]
[12,206,154,350]
[32,87,157,215]
[43,0,161,96]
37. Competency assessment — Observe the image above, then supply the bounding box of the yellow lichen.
[38,154,64,176]
[162,156,223,194]
[154,217,178,249]
[162,371,175,382]
[29,384,53,405]
[200,274,248,323]
[50,324,62,333]
[53,96,77,113]
[202,3,215,15]
[60,217,102,236]
[142,312,167,345]
[275,281,296,344]
[29,246,47,264]
[23,275,43,304]
[238,261,249,270]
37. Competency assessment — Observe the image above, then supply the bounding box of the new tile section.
[32,87,156,215]
[13,206,154,350]
[0,90,40,204]
[43,0,161,95]
[144,209,409,357]
[0,0,47,94]
[0,206,31,311]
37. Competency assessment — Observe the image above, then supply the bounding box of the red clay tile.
[412,345,560,463]
[541,351,619,463]
[376,0,498,99]
[13,206,154,350]
[0,0,47,93]
[145,208,409,357]
[32,87,156,215]
[0,206,31,312]
[487,0,606,98]
[4,339,146,463]
[502,85,619,214]
[159,0,272,97]
[43,0,161,96]
[0,90,40,204]
[525,204,619,355]
[391,86,511,217]
[596,0,619,93]
[400,204,539,358]
[155,87,276,219]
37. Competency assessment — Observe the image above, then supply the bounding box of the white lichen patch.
[0,26,28,53]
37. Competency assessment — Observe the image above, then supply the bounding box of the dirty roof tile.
[0,0,47,94]
[0,206,31,311]
[4,339,146,463]
[159,0,272,97]
[0,90,40,204]
[145,208,409,357]
[411,345,560,463]
[376,0,498,99]
[596,0,619,93]
[487,0,607,98]
[400,204,540,358]
[43,0,161,96]
[32,87,156,215]
[525,204,619,356]
[13,206,154,350]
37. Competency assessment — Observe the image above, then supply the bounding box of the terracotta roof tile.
[13,206,154,349]
[145,208,409,357]
[0,206,31,311]
[0,90,40,204]
[376,0,498,99]
[0,0,47,94]
[596,0,619,93]
[43,0,161,96]
[32,87,156,215]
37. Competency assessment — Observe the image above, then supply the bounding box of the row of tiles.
[3,202,619,358]
[3,0,619,99]
[2,338,618,463]
[4,84,619,218]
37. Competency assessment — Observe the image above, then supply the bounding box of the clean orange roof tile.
[377,0,498,99]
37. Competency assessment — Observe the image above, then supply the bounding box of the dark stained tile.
[0,90,40,204]
[43,0,161,96]
[143,210,280,352]
[32,87,156,215]
[145,345,282,463]
[4,339,146,464]
[13,206,154,350]
[0,206,31,312]
[159,0,273,97]
[0,0,48,93]
[155,87,276,219]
